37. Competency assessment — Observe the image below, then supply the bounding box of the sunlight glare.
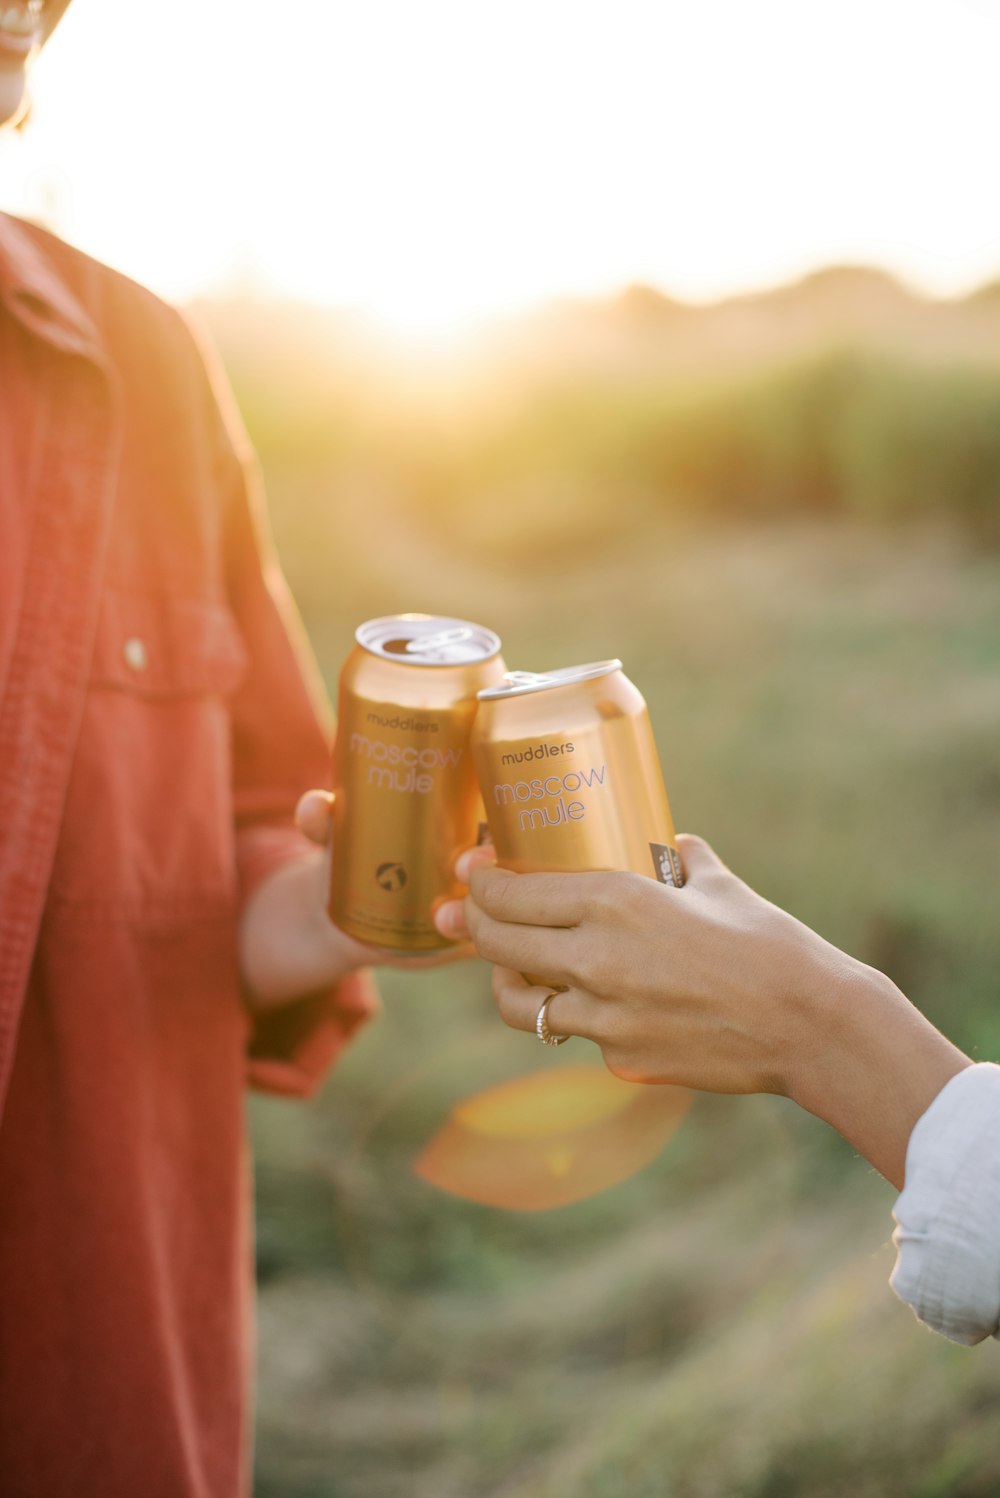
[414,1067,692,1211]
[3,0,1000,339]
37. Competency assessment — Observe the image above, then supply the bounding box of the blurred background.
[7,0,1000,1493]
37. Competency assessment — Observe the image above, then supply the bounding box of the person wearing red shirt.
[0,6,437,1493]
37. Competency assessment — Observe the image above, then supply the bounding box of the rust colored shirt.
[0,213,376,1498]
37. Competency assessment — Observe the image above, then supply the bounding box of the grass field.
[248,507,1000,1497]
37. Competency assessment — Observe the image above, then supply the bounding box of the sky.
[2,0,1000,336]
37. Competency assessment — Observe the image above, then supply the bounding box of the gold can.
[330,614,506,950]
[471,660,683,886]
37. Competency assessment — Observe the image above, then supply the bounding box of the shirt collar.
[0,212,104,361]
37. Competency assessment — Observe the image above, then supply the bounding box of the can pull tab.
[406,627,473,654]
[503,671,550,686]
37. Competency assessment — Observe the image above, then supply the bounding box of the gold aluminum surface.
[330,615,505,950]
[472,662,682,886]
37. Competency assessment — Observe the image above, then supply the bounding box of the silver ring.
[535,991,570,1046]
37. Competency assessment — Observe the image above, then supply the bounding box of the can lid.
[477,659,623,700]
[356,614,502,667]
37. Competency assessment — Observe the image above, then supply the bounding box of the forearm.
[788,959,972,1189]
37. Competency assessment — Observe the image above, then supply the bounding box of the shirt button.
[123,637,148,673]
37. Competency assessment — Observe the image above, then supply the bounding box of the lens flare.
[413,1065,692,1212]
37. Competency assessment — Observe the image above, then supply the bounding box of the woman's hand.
[238,790,474,1012]
[438,835,861,1093]
[435,835,970,1187]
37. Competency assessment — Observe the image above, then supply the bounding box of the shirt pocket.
[89,591,249,700]
[48,589,251,919]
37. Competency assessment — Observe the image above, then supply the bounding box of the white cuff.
[891,1062,1000,1345]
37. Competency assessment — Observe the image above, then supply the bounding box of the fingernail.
[457,846,496,882]
[434,901,461,937]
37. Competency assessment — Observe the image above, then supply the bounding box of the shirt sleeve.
[195,319,378,1098]
[890,1062,1000,1345]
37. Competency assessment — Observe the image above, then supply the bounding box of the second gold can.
[471,660,683,886]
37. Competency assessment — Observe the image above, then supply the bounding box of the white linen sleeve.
[890,1061,1000,1345]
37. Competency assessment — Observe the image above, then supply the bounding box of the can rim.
[477,659,624,700]
[355,614,503,667]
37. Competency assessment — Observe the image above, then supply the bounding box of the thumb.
[674,833,729,883]
[295,789,334,847]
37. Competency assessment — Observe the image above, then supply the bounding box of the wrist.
[787,957,970,1188]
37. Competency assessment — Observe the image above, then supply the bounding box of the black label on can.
[650,842,684,887]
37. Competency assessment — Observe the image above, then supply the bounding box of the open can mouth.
[477,660,623,700]
[355,614,502,667]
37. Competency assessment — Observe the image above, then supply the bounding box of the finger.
[674,832,729,882]
[433,845,500,938]
[434,898,468,940]
[490,966,604,1043]
[455,843,497,883]
[466,904,582,986]
[468,865,612,928]
[296,789,334,847]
